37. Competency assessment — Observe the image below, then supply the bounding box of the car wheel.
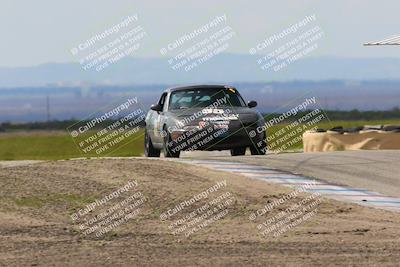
[163,130,180,158]
[144,131,160,157]
[250,132,267,155]
[250,143,266,155]
[230,147,246,156]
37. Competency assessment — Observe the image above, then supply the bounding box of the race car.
[144,85,267,158]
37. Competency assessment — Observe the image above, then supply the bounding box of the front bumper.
[169,122,264,151]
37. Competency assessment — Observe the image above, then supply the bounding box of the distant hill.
[1,54,400,87]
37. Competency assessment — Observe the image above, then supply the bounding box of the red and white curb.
[174,159,400,212]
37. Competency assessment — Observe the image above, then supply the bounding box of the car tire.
[230,147,246,156]
[163,130,180,158]
[250,132,267,155]
[144,131,160,157]
[250,143,266,155]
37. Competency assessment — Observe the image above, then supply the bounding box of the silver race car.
[144,85,267,158]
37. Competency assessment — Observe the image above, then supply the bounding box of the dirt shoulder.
[0,158,400,266]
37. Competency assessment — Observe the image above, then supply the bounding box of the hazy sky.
[1,0,399,67]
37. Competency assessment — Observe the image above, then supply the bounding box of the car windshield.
[169,88,246,110]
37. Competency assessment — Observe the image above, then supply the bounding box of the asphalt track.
[181,150,400,199]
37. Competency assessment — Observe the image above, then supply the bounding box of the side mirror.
[248,101,257,108]
[150,104,163,112]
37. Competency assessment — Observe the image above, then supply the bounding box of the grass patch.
[0,130,145,160]
[10,194,96,209]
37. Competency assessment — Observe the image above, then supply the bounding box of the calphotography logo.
[253,94,331,154]
[160,14,236,72]
[70,13,148,72]
[250,14,324,72]
[69,180,147,238]
[159,180,235,239]
[249,182,322,238]
[67,96,146,156]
